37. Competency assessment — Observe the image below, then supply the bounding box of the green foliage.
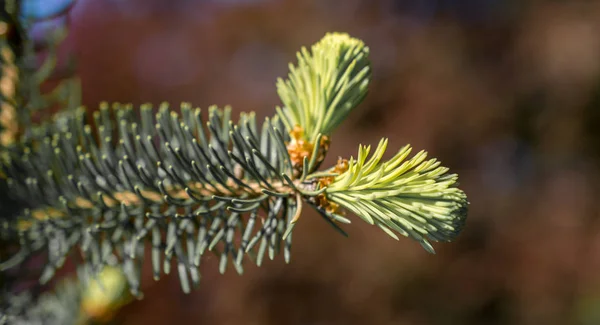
[1,103,298,295]
[323,139,468,253]
[0,4,468,305]
[276,32,371,144]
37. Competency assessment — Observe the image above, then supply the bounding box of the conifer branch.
[0,10,469,299]
[276,33,371,143]
[320,139,468,253]
[1,103,304,295]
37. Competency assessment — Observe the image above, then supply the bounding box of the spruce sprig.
[0,30,469,297]
[322,139,468,253]
[276,33,370,142]
[1,103,301,295]
[276,33,370,176]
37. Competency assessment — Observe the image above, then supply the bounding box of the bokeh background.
[34,0,600,324]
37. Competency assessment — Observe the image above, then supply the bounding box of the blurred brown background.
[51,0,600,324]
